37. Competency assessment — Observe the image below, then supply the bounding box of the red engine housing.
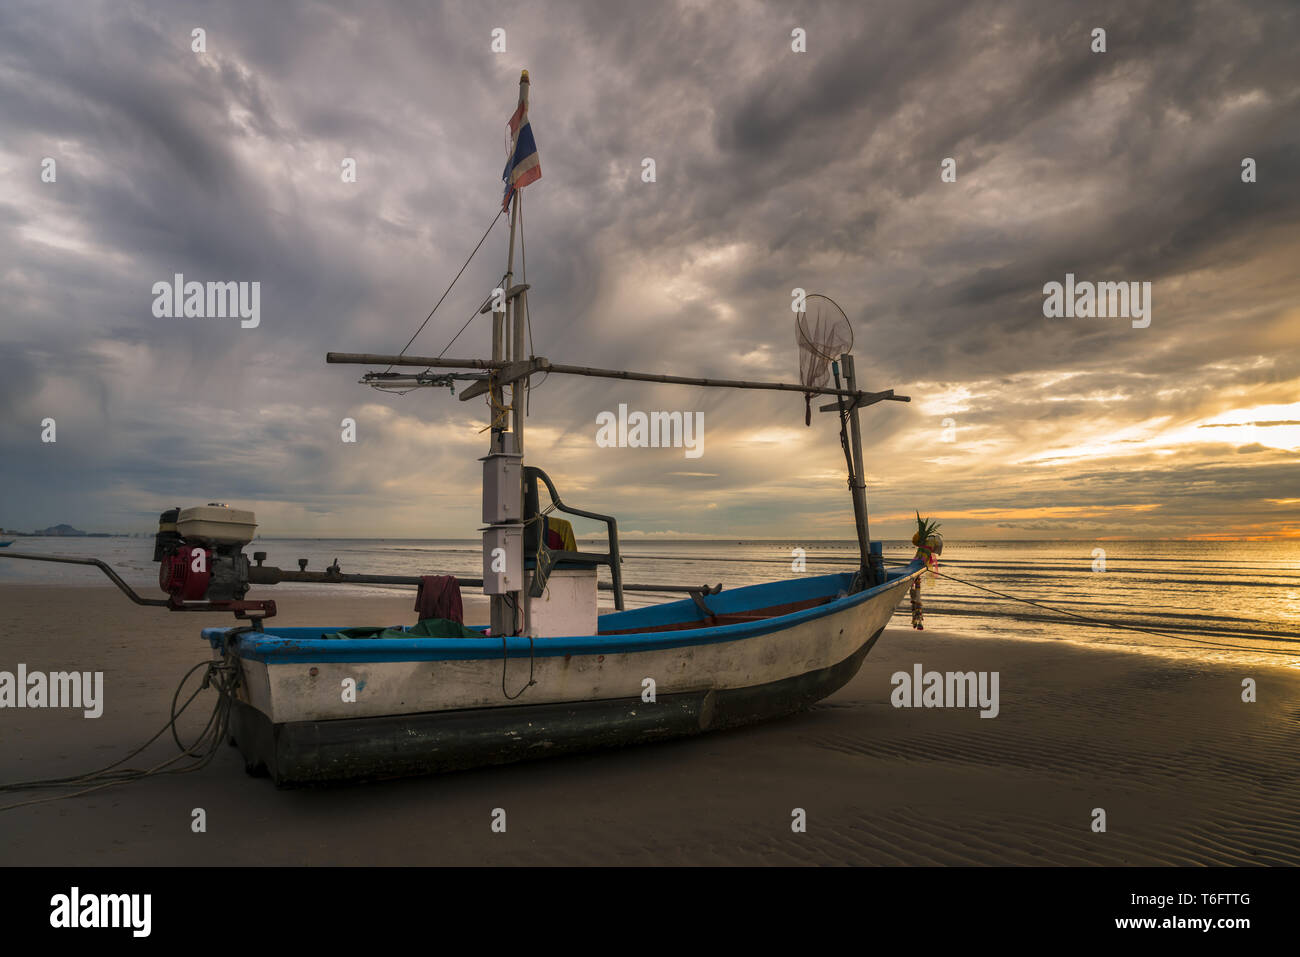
[159,546,212,601]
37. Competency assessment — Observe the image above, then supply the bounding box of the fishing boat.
[209,567,922,785]
[1,71,930,787]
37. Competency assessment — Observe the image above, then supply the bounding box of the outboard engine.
[153,504,256,603]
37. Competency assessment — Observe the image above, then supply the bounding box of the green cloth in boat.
[323,618,483,640]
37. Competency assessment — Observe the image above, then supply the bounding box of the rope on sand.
[0,656,241,812]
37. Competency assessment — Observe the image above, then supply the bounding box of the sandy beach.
[1,583,1297,866]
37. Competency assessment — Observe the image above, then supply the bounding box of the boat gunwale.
[205,562,924,663]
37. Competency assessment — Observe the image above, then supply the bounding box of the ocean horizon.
[4,536,1295,666]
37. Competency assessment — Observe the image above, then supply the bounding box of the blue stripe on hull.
[204,565,922,664]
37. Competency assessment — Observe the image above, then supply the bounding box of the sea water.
[2,537,1296,664]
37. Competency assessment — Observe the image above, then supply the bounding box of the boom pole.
[327,353,910,405]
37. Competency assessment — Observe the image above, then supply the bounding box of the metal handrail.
[524,466,624,610]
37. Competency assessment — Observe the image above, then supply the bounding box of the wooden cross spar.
[327,351,908,588]
[325,352,911,407]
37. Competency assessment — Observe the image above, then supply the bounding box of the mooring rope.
[0,656,242,812]
[887,560,1300,658]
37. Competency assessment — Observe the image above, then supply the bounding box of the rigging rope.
[388,207,505,370]
[520,192,535,360]
[477,374,515,432]
[518,192,548,403]
[439,278,506,361]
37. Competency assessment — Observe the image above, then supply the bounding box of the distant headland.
[0,524,115,538]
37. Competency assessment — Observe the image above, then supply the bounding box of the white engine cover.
[176,505,257,546]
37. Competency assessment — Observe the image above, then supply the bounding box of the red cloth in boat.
[414,575,464,624]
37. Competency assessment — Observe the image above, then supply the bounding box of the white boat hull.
[207,565,922,785]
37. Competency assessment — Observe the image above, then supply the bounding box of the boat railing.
[524,466,624,610]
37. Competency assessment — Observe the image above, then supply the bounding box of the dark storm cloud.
[0,0,1297,539]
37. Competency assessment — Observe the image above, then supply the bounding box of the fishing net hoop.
[795,294,854,424]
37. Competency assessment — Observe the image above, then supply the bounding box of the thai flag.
[502,96,541,211]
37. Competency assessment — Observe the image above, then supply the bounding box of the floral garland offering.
[910,577,925,630]
[910,512,943,630]
[916,542,941,575]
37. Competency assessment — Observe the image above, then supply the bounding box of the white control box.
[481,452,523,524]
[481,524,523,594]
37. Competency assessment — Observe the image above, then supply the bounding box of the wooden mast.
[511,73,530,635]
[487,69,530,637]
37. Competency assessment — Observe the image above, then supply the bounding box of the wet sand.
[1,584,1297,865]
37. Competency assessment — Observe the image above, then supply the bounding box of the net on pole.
[795,294,854,424]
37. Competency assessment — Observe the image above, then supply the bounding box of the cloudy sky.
[1,0,1297,541]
